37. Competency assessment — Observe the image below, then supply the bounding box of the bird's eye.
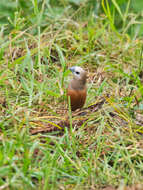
[75,71,80,75]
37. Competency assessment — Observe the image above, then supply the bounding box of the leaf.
[46,89,61,98]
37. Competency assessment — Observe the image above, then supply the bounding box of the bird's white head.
[69,66,86,81]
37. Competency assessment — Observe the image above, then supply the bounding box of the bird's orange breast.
[67,88,86,111]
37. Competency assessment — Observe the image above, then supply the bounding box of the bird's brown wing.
[67,88,86,111]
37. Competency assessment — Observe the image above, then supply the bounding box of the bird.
[67,66,87,111]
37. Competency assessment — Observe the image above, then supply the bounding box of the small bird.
[67,66,87,111]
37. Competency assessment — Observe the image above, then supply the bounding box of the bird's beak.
[69,66,75,73]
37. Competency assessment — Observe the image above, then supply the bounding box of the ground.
[0,1,143,189]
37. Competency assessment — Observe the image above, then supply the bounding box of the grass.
[0,0,143,189]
